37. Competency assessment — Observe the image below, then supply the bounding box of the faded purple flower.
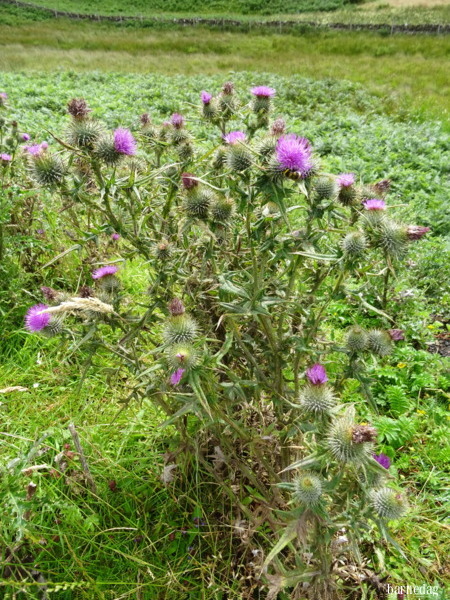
[276,134,312,175]
[270,118,286,136]
[373,453,391,469]
[41,286,57,301]
[171,113,184,129]
[406,226,430,241]
[388,329,404,341]
[363,198,386,211]
[24,143,47,157]
[111,233,120,241]
[336,173,355,188]
[168,298,185,316]
[0,92,7,99]
[113,128,136,156]
[36,228,45,235]
[222,82,234,95]
[352,425,377,444]
[170,368,185,386]
[92,265,119,280]
[25,304,50,332]
[140,113,150,126]
[306,363,328,385]
[181,172,198,190]
[21,133,30,141]
[201,91,212,105]
[251,86,276,97]
[1,153,12,162]
[223,131,246,145]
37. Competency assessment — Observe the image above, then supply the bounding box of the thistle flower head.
[388,329,404,341]
[336,173,355,188]
[113,128,136,156]
[373,453,391,469]
[170,368,185,386]
[406,225,430,241]
[346,326,368,353]
[21,133,30,141]
[293,473,323,506]
[1,153,12,162]
[223,131,246,145]
[328,409,374,464]
[0,92,8,107]
[140,113,150,126]
[181,172,198,190]
[251,86,276,97]
[41,286,57,301]
[79,285,93,298]
[171,113,184,129]
[222,81,234,95]
[270,118,286,136]
[275,134,312,175]
[25,143,47,157]
[92,265,119,280]
[371,487,408,520]
[168,298,185,316]
[164,315,198,345]
[111,233,120,241]
[367,329,393,356]
[67,98,91,120]
[363,198,386,211]
[306,363,328,385]
[25,304,50,332]
[201,91,212,105]
[300,384,335,415]
[167,344,198,370]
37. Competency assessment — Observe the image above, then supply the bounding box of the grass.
[0,15,449,124]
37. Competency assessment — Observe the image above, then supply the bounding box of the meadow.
[1,1,450,598]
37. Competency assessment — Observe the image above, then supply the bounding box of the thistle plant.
[20,86,431,598]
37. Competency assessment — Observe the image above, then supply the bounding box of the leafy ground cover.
[1,7,449,124]
[0,71,449,598]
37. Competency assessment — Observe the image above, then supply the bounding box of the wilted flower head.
[270,118,286,136]
[223,131,246,145]
[363,198,386,211]
[170,368,185,386]
[373,453,391,469]
[171,113,184,129]
[406,226,430,241]
[67,98,91,120]
[113,128,136,156]
[140,113,150,126]
[25,304,50,332]
[336,173,355,188]
[275,134,312,174]
[21,133,30,141]
[352,424,377,444]
[1,153,12,163]
[41,286,57,301]
[222,81,234,95]
[181,172,198,190]
[201,91,212,105]
[388,329,404,341]
[306,363,328,385]
[251,86,276,97]
[92,265,119,280]
[168,298,185,316]
[111,233,120,241]
[79,285,93,298]
[373,178,391,195]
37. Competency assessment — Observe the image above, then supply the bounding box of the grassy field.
[0,9,449,125]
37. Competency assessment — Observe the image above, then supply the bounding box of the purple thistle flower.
[406,226,430,241]
[1,153,12,162]
[223,131,246,145]
[336,173,355,188]
[92,265,119,280]
[21,133,30,141]
[388,329,404,341]
[113,128,136,156]
[170,368,185,386]
[24,143,47,157]
[373,453,391,469]
[171,113,184,129]
[0,92,7,99]
[201,91,212,105]
[111,233,120,241]
[25,304,50,332]
[181,172,198,190]
[251,86,276,97]
[276,134,312,174]
[363,198,386,211]
[306,363,328,385]
[36,229,45,235]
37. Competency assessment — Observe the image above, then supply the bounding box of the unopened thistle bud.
[155,240,171,260]
[166,344,198,370]
[67,119,103,150]
[256,136,277,163]
[212,147,227,170]
[29,153,66,187]
[336,173,357,206]
[314,175,338,201]
[219,82,237,118]
[367,330,393,356]
[164,315,198,345]
[211,197,235,223]
[327,411,374,464]
[293,473,322,506]
[377,221,407,258]
[226,145,252,173]
[370,487,409,520]
[177,143,194,162]
[184,186,215,220]
[67,98,91,120]
[342,231,366,259]
[346,326,368,353]
[300,384,335,415]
